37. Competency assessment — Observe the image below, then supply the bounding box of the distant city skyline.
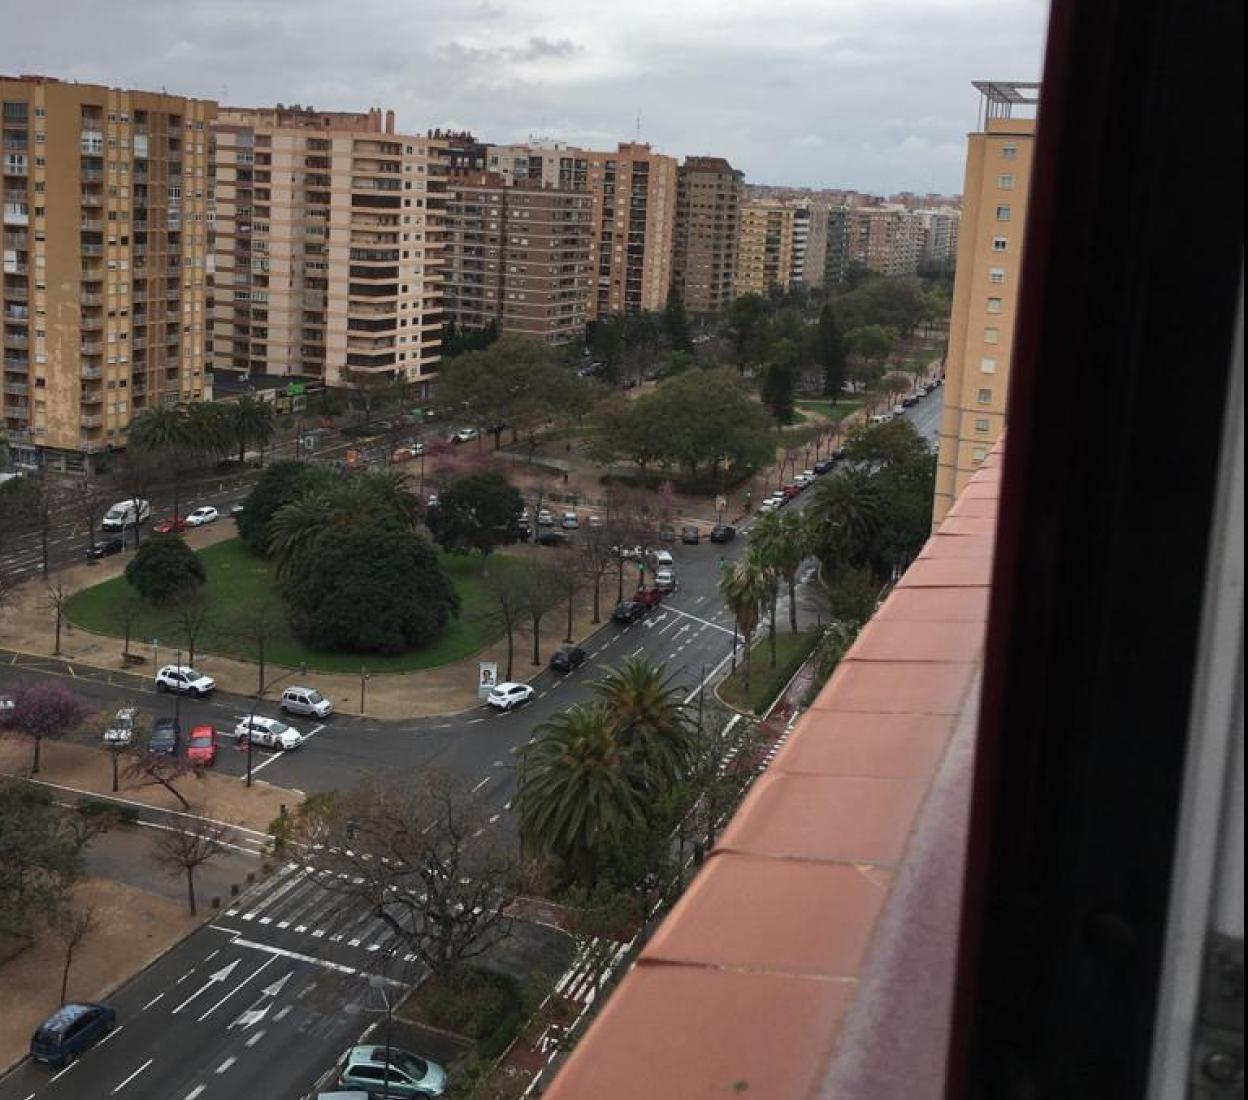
[1,0,1049,194]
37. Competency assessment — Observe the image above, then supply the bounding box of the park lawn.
[65,537,503,674]
[796,398,863,422]
[718,630,819,715]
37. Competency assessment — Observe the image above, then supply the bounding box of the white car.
[487,682,535,711]
[869,413,893,424]
[536,509,555,527]
[280,686,333,718]
[452,427,479,444]
[793,473,814,489]
[587,514,605,529]
[654,568,677,592]
[186,506,219,527]
[759,498,781,514]
[233,715,304,750]
[649,549,674,569]
[155,664,216,696]
[103,706,138,746]
[892,404,906,417]
[561,512,580,530]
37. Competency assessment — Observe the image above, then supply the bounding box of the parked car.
[612,600,647,624]
[452,427,479,444]
[781,485,801,500]
[550,646,587,673]
[86,536,124,559]
[233,715,305,750]
[902,394,919,408]
[587,514,605,529]
[148,717,181,757]
[186,506,219,527]
[536,508,555,527]
[101,498,151,531]
[649,549,674,569]
[536,529,570,547]
[869,413,892,425]
[813,457,836,474]
[185,725,217,767]
[654,568,677,592]
[834,445,849,459]
[758,498,781,514]
[657,525,676,543]
[152,516,188,534]
[155,665,216,697]
[103,707,138,747]
[230,501,246,516]
[486,682,535,711]
[280,686,333,719]
[560,511,580,530]
[30,1002,116,1068]
[792,474,813,489]
[336,1044,446,1098]
[680,525,701,545]
[892,404,906,417]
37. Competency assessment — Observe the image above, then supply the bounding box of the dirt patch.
[0,877,199,1075]
[0,734,299,833]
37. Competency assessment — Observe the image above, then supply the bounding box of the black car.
[30,1002,116,1068]
[657,525,676,543]
[813,457,836,474]
[86,536,124,559]
[550,646,587,673]
[709,524,737,544]
[148,717,181,757]
[680,525,701,545]
[834,446,848,460]
[612,600,646,624]
[536,529,570,547]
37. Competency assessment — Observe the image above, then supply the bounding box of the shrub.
[124,535,205,604]
[236,460,326,556]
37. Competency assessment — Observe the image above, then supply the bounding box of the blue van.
[30,1002,116,1067]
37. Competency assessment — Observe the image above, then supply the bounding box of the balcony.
[79,413,103,428]
[80,388,103,405]
[81,365,103,380]
[80,191,104,207]
[3,381,28,396]
[79,340,103,355]
[3,332,29,349]
[81,243,104,257]
[80,314,104,331]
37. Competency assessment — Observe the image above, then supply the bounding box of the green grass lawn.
[718,630,819,715]
[65,538,504,674]
[796,399,863,422]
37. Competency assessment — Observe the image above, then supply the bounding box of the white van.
[101,498,152,530]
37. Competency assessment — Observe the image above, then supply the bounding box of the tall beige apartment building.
[3,76,215,471]
[802,202,831,290]
[442,172,592,344]
[734,198,796,297]
[848,205,923,276]
[672,156,744,316]
[933,81,1039,524]
[210,105,447,393]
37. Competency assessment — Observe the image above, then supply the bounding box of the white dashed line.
[471,777,490,793]
[215,1057,236,1074]
[111,1058,153,1093]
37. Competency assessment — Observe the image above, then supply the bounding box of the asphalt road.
[0,385,942,1100]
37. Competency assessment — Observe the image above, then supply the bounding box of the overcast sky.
[2,0,1049,195]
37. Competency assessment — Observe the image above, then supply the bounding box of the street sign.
[478,662,499,699]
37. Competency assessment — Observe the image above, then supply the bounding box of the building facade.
[848,205,923,276]
[3,75,215,470]
[210,106,447,393]
[916,207,961,270]
[442,172,592,344]
[933,81,1038,524]
[734,198,796,297]
[672,156,743,316]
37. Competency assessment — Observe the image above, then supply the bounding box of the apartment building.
[933,81,1038,524]
[442,172,592,344]
[824,205,852,287]
[848,205,924,276]
[734,198,796,297]
[3,75,215,471]
[210,105,447,393]
[790,207,809,287]
[672,156,744,317]
[485,140,587,191]
[916,207,961,270]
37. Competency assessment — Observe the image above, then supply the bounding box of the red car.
[634,586,665,609]
[781,484,801,500]
[152,516,188,534]
[186,725,217,767]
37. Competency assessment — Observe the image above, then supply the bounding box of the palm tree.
[719,555,771,693]
[516,704,643,885]
[807,468,883,570]
[591,657,697,791]
[750,509,810,634]
[230,396,276,466]
[129,405,195,520]
[185,402,234,462]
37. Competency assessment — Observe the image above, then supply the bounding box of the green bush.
[423,968,524,1056]
[124,534,205,605]
[236,460,327,556]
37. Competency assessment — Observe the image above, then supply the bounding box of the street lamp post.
[173,648,182,725]
[245,662,307,788]
[368,974,395,1100]
[360,668,369,714]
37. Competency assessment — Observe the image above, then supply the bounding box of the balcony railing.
[81,366,103,380]
[79,413,103,427]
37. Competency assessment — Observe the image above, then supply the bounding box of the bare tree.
[124,751,199,812]
[54,903,98,1002]
[577,518,619,625]
[296,770,515,979]
[175,595,212,667]
[32,469,66,579]
[482,559,527,681]
[114,450,164,549]
[152,813,228,915]
[519,558,565,666]
[556,546,585,644]
[116,595,143,664]
[234,600,280,694]
[78,481,107,556]
[42,581,72,657]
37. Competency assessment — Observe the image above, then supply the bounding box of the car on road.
[336,1044,447,1098]
[654,568,677,592]
[30,1002,117,1068]
[148,717,181,757]
[649,549,674,569]
[758,498,781,514]
[152,515,188,534]
[781,484,801,500]
[101,498,151,531]
[902,394,919,408]
[550,646,587,673]
[813,457,836,474]
[281,686,333,718]
[536,528,570,547]
[611,544,643,561]
[487,682,535,711]
[869,413,892,425]
[536,508,555,527]
[657,524,676,543]
[561,511,579,530]
[230,501,246,516]
[186,725,217,767]
[634,586,664,609]
[155,664,216,697]
[103,706,138,747]
[0,694,15,716]
[186,505,219,527]
[587,514,605,529]
[892,404,906,417]
[793,473,813,489]
[85,536,124,559]
[612,599,647,624]
[426,492,439,509]
[709,524,737,543]
[451,427,479,444]
[233,715,305,750]
[681,525,700,544]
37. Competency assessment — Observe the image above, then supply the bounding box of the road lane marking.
[198,956,276,1021]
[183,1087,205,1100]
[246,1029,266,1047]
[215,1057,236,1074]
[274,1005,293,1021]
[111,1058,153,1093]
[50,1061,78,1082]
[172,959,240,1013]
[226,934,398,979]
[142,993,164,1010]
[629,646,644,657]
[683,649,735,704]
[665,606,735,635]
[471,776,490,793]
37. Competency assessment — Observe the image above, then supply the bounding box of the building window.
[977,388,993,404]
[1001,143,1018,160]
[995,205,1011,221]
[972,446,988,463]
[983,327,999,345]
[980,358,998,373]
[975,418,990,432]
[989,266,1006,283]
[992,236,1008,252]
[998,173,1015,190]
[987,297,1003,314]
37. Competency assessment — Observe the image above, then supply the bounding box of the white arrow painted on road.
[643,612,668,630]
[230,970,294,1029]
[172,959,240,1014]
